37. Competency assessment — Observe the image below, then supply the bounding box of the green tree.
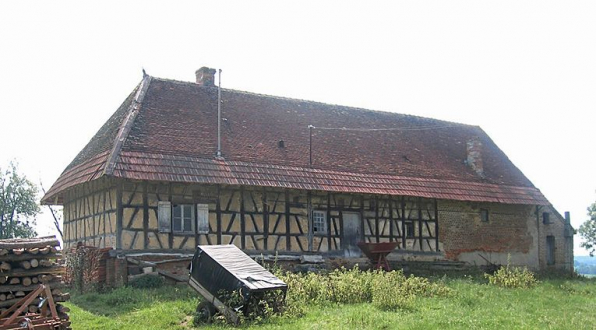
[579,200,596,256]
[0,162,39,238]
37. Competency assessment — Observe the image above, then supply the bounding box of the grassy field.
[65,274,596,330]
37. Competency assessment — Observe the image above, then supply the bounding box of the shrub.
[128,274,165,289]
[485,265,538,288]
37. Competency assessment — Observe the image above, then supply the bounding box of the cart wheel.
[195,301,216,323]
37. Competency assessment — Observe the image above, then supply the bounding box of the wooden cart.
[188,245,287,324]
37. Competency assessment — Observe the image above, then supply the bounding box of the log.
[0,249,8,256]
[30,259,38,268]
[0,295,70,308]
[9,278,19,285]
[14,291,25,297]
[39,247,50,254]
[39,260,54,267]
[12,248,24,255]
[0,252,62,262]
[19,261,31,270]
[0,237,59,249]
[28,305,37,313]
[57,305,70,313]
[0,294,5,301]
[0,262,11,271]
[0,281,66,292]
[31,277,38,284]
[27,248,39,255]
[2,265,65,277]
[0,276,7,284]
[128,272,158,282]
[6,293,14,300]
[21,277,32,286]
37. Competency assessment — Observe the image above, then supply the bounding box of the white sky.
[1,1,595,255]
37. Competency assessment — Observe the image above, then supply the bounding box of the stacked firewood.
[0,236,70,328]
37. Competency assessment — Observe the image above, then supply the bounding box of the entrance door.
[343,212,362,257]
[546,236,555,265]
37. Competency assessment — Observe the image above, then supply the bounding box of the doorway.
[343,212,362,257]
[546,235,555,266]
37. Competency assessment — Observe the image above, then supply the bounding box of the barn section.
[42,68,574,285]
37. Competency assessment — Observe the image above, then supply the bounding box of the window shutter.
[158,201,172,233]
[197,204,209,234]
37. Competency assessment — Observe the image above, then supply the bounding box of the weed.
[485,264,538,289]
[128,274,165,289]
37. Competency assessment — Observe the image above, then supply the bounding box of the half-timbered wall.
[115,181,439,254]
[62,179,571,271]
[63,177,118,249]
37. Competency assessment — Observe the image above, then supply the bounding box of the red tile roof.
[42,75,549,205]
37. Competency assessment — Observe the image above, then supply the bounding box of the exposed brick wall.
[438,200,539,268]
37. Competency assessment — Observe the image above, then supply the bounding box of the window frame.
[312,210,328,235]
[404,221,415,238]
[542,212,551,225]
[480,209,489,222]
[172,203,194,233]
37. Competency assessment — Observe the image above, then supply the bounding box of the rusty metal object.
[357,241,399,271]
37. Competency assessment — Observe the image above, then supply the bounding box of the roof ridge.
[150,77,476,128]
[103,75,153,176]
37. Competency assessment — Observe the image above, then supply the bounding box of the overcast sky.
[1,1,594,255]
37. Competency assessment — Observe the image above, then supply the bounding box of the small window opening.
[542,212,551,225]
[405,221,415,238]
[278,140,285,148]
[312,210,327,235]
[480,209,489,222]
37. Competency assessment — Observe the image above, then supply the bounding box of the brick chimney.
[466,137,485,178]
[195,67,216,86]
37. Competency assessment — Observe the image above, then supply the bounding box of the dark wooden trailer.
[188,245,287,324]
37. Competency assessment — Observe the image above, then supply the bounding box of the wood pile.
[64,244,112,291]
[0,236,70,329]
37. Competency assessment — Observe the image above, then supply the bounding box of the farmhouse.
[42,67,573,275]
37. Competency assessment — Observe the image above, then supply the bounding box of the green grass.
[65,275,596,329]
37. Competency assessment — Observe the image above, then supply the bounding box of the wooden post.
[216,186,222,245]
[374,195,380,243]
[418,198,423,251]
[285,190,291,251]
[116,182,123,250]
[401,196,406,248]
[143,183,149,249]
[307,191,313,252]
[263,189,269,251]
[434,199,439,251]
[240,186,246,249]
[326,193,332,251]
[389,196,394,242]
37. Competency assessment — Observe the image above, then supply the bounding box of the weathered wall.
[438,200,539,268]
[536,206,574,272]
[62,179,572,270]
[114,181,438,254]
[63,177,118,249]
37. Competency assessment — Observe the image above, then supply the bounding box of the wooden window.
[158,201,171,233]
[196,204,209,234]
[542,212,551,225]
[405,221,415,238]
[173,204,194,233]
[480,209,489,222]
[312,210,327,235]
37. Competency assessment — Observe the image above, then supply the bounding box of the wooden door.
[343,212,362,257]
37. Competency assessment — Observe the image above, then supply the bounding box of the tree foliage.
[579,200,596,256]
[0,162,39,238]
